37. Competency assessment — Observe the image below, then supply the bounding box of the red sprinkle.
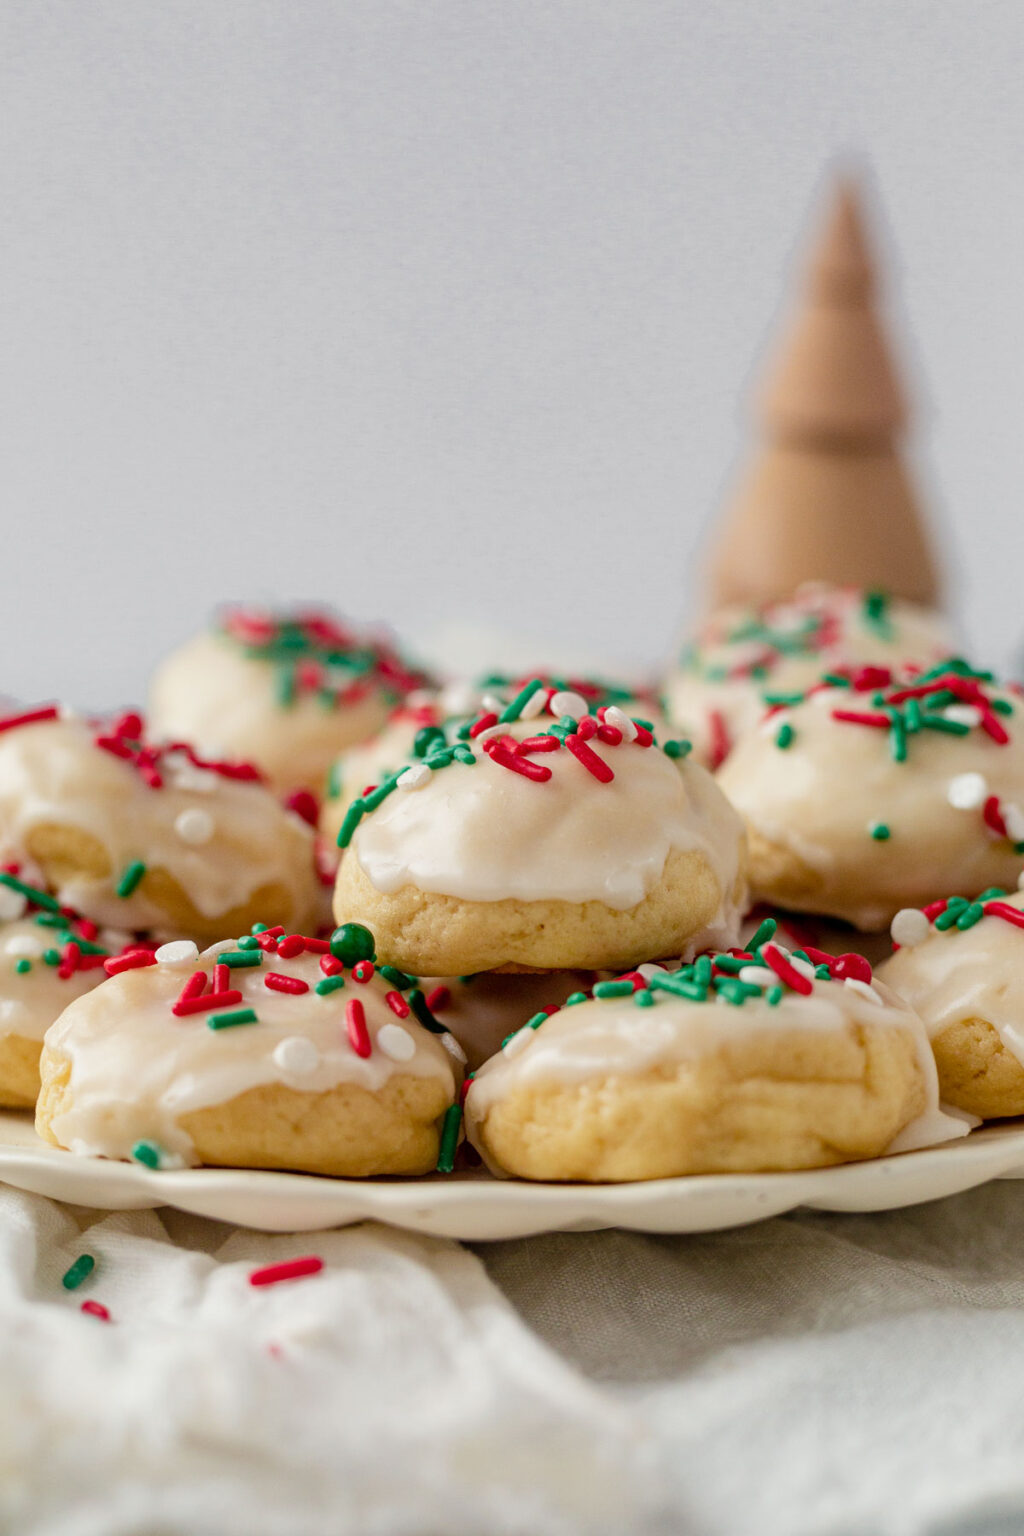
[831,952,873,984]
[264,972,310,995]
[980,709,1010,746]
[173,989,243,1017]
[277,935,305,959]
[58,942,82,980]
[0,705,60,734]
[983,796,1008,837]
[708,710,730,770]
[302,937,330,954]
[485,741,553,782]
[256,932,281,952]
[386,990,410,1018]
[78,918,99,941]
[249,1256,324,1288]
[469,712,499,739]
[984,901,1024,930]
[352,960,374,983]
[762,943,814,995]
[80,1300,111,1321]
[175,970,208,1007]
[320,954,344,977]
[922,898,949,921]
[596,724,623,746]
[103,949,158,977]
[425,985,450,1011]
[631,722,653,747]
[346,998,371,1057]
[576,715,598,740]
[831,709,891,728]
[516,735,561,754]
[213,963,230,994]
[564,733,614,783]
[285,790,319,827]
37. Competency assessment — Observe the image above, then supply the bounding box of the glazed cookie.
[879,888,1024,1119]
[717,659,1024,931]
[149,607,429,793]
[0,707,321,940]
[0,873,151,1107]
[666,585,953,767]
[332,679,746,975]
[37,922,461,1175]
[465,919,967,1182]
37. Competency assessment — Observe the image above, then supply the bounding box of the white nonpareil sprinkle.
[738,965,776,987]
[520,687,548,720]
[4,934,41,958]
[944,704,982,728]
[440,1031,468,1065]
[1004,803,1024,844]
[947,772,988,810]
[549,690,587,721]
[0,886,27,921]
[890,909,931,948]
[377,1024,416,1062]
[154,939,200,965]
[397,763,432,791]
[273,1037,321,1075]
[174,808,216,845]
[603,705,638,741]
[502,1026,533,1058]
[844,977,883,1005]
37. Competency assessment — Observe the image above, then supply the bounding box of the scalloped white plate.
[3,1111,1024,1239]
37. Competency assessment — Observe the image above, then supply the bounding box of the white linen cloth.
[4,1180,1024,1535]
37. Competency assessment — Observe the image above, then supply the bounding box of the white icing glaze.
[350,717,746,930]
[149,630,398,792]
[0,717,321,935]
[466,977,967,1159]
[44,944,458,1164]
[879,892,1024,1068]
[717,680,1024,930]
[0,917,105,1043]
[665,586,954,764]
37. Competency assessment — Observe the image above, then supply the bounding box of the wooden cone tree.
[704,178,942,610]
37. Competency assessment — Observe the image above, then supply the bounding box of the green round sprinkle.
[14,959,30,975]
[436,1103,462,1174]
[43,949,60,966]
[237,934,260,950]
[251,922,269,933]
[314,975,346,997]
[526,1011,549,1030]
[207,1007,259,1030]
[565,991,588,1006]
[663,739,692,759]
[414,725,446,758]
[61,1254,96,1291]
[765,985,784,1007]
[330,923,376,966]
[131,1140,162,1169]
[116,860,147,899]
[634,988,655,1007]
[869,822,891,841]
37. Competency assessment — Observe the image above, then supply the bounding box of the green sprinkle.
[765,985,784,1007]
[61,1254,96,1291]
[822,673,852,688]
[452,745,476,765]
[251,922,269,934]
[330,923,376,966]
[814,964,832,980]
[634,988,655,1007]
[693,955,713,988]
[336,800,365,849]
[219,950,263,968]
[34,912,69,928]
[116,861,146,899]
[361,772,403,812]
[593,980,636,999]
[408,987,445,1034]
[498,678,543,724]
[887,712,907,763]
[648,972,708,1002]
[526,1011,549,1030]
[43,949,60,966]
[979,887,1008,902]
[131,1140,162,1169]
[326,759,343,800]
[748,917,777,951]
[207,1007,258,1029]
[275,665,296,707]
[378,964,415,989]
[565,991,588,1006]
[314,975,346,996]
[956,903,985,930]
[663,738,692,759]
[869,822,891,841]
[920,715,969,736]
[436,1103,462,1174]
[710,953,747,974]
[775,723,795,750]
[763,692,806,708]
[236,934,260,950]
[14,959,30,975]
[0,871,60,912]
[993,698,1014,716]
[414,725,446,758]
[715,979,751,1006]
[934,898,969,931]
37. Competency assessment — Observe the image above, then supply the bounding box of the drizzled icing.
[879,889,1024,1067]
[347,709,744,922]
[665,585,953,767]
[717,660,1024,930]
[0,916,115,1043]
[149,609,429,792]
[43,935,458,1165]
[466,953,968,1160]
[0,715,321,936]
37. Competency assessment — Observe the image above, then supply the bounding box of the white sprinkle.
[637,963,667,979]
[1004,803,1024,843]
[155,939,200,965]
[502,1026,533,1058]
[440,1031,468,1065]
[377,1024,416,1062]
[273,1037,320,1075]
[397,763,432,791]
[520,687,548,720]
[603,705,637,741]
[482,694,505,715]
[738,965,775,987]
[760,710,788,736]
[944,704,982,728]
[440,681,480,717]
[0,886,27,921]
[477,723,506,742]
[549,690,587,721]
[205,937,239,955]
[890,909,931,948]
[5,934,41,958]
[174,808,215,845]
[947,772,988,810]
[845,977,883,1005]
[788,955,817,982]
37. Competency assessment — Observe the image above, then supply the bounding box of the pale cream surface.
[0,917,109,1042]
[717,684,1024,930]
[466,977,968,1158]
[43,945,459,1164]
[149,631,395,791]
[0,717,320,933]
[351,717,746,921]
[665,590,953,763]
[879,893,1024,1066]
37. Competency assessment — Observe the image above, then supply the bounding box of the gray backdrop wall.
[2,0,1022,705]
